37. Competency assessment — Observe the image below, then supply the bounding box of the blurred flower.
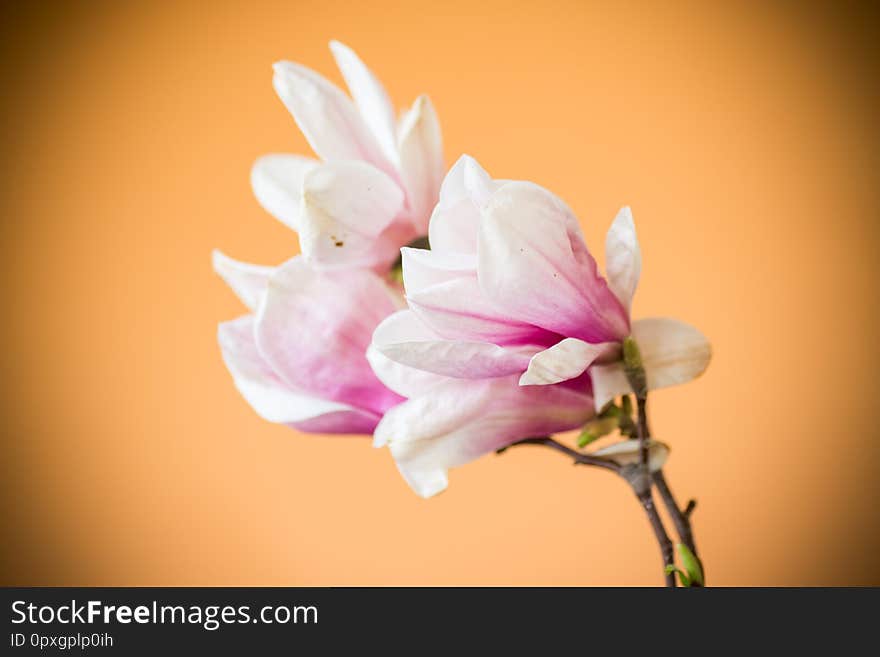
[215,42,445,435]
[253,41,444,271]
[214,251,404,433]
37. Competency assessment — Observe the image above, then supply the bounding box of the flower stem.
[633,486,676,587]
[653,469,703,584]
[501,436,622,472]
[502,435,677,587]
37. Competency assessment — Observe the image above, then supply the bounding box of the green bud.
[664,564,692,587]
[676,543,704,587]
[577,431,598,448]
[622,337,647,397]
[576,416,619,447]
[620,395,633,417]
[599,404,621,419]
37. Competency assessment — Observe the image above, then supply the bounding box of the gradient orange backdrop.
[2,0,878,586]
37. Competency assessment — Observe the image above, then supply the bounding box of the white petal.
[589,362,631,412]
[218,315,369,425]
[376,377,594,497]
[400,247,476,296]
[589,317,712,410]
[605,206,642,313]
[372,309,540,379]
[366,344,451,399]
[272,61,393,175]
[329,40,398,165]
[212,250,274,312]
[519,338,618,386]
[299,160,404,267]
[250,154,317,231]
[591,439,669,472]
[398,95,444,234]
[427,154,495,254]
[373,377,494,448]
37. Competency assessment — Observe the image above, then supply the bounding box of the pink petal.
[299,160,405,268]
[374,376,594,497]
[250,154,317,232]
[255,256,404,415]
[427,154,495,254]
[218,315,380,433]
[272,61,395,177]
[407,274,557,346]
[328,40,398,166]
[605,206,642,313]
[212,250,274,312]
[398,95,444,235]
[478,181,630,343]
[372,309,541,379]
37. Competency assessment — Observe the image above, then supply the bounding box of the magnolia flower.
[215,42,445,435]
[369,155,710,494]
[373,155,711,407]
[215,251,405,433]
[253,41,444,271]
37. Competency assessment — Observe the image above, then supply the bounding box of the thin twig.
[502,436,621,473]
[653,469,703,584]
[635,393,650,467]
[634,487,676,587]
[653,470,698,555]
[502,435,676,587]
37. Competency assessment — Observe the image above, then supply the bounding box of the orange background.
[2,0,878,586]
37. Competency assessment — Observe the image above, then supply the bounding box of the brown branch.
[635,393,650,467]
[501,436,621,473]
[634,487,676,587]
[502,435,676,587]
[653,469,703,584]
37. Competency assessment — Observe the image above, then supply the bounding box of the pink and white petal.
[255,256,404,415]
[250,154,317,231]
[427,154,495,255]
[272,61,394,176]
[590,439,669,472]
[376,376,594,497]
[372,309,540,379]
[519,338,618,386]
[218,315,379,432]
[605,206,641,313]
[299,160,404,267]
[407,275,555,346]
[397,95,444,234]
[400,247,476,296]
[329,40,398,165]
[366,344,451,399]
[589,317,712,411]
[478,181,630,343]
[373,377,494,448]
[212,250,274,312]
